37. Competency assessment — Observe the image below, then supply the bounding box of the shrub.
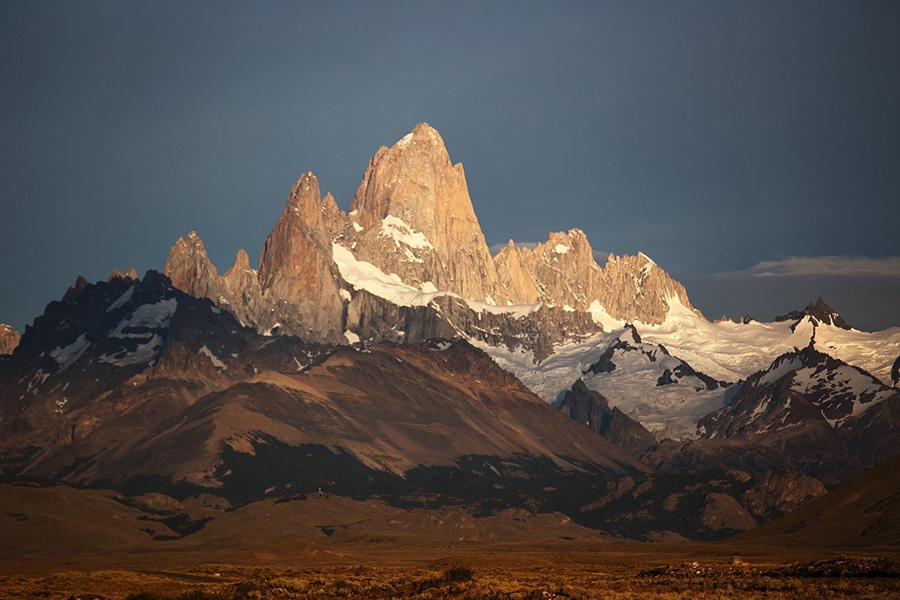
[443,565,474,583]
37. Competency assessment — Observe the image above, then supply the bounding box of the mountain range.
[1,123,899,546]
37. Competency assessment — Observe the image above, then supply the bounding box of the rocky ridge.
[0,324,19,356]
[164,123,698,357]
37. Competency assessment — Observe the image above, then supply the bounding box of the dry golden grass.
[1,556,898,600]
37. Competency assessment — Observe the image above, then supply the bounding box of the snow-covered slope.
[699,344,898,439]
[481,325,731,441]
[579,327,730,441]
[639,296,900,387]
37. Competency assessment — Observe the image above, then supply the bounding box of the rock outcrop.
[349,123,506,304]
[596,252,695,324]
[162,123,698,356]
[0,324,19,356]
[558,379,657,458]
[495,230,697,323]
[257,172,346,341]
[164,232,224,302]
[775,297,852,330]
[496,229,600,310]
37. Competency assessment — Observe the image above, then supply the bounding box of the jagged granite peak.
[493,239,541,305]
[597,251,697,324]
[256,171,346,341]
[348,123,506,304]
[160,124,699,355]
[497,229,600,310]
[775,297,851,330]
[699,343,897,440]
[163,231,224,302]
[61,275,91,303]
[221,248,263,309]
[0,324,19,356]
[495,233,697,324]
[107,267,139,282]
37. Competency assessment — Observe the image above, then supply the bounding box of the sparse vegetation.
[2,558,899,600]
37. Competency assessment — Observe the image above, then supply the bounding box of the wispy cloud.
[721,256,900,279]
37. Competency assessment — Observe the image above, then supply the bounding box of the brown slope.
[116,340,647,489]
[0,481,178,561]
[732,452,900,548]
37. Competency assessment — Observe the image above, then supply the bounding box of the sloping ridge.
[115,340,647,494]
[733,451,900,548]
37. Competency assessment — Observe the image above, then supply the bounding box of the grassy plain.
[1,541,898,600]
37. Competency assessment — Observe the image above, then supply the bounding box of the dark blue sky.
[2,1,899,332]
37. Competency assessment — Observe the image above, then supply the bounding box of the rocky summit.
[0,324,19,356]
[164,123,697,354]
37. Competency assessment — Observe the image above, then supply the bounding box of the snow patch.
[379,215,434,250]
[108,299,177,339]
[344,330,361,344]
[554,243,570,255]
[395,132,414,148]
[588,300,625,331]
[759,355,803,386]
[106,286,135,312]
[49,334,90,371]
[199,345,226,370]
[99,334,165,366]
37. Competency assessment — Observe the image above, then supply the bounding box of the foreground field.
[1,550,898,600]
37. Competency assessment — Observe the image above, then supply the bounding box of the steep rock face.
[558,379,656,457]
[0,324,19,356]
[699,344,897,439]
[495,231,697,324]
[597,252,695,324]
[345,290,601,363]
[742,470,828,522]
[497,230,600,310]
[776,297,851,330]
[349,123,506,304]
[163,232,225,302]
[257,172,346,341]
[493,240,540,305]
[220,249,264,312]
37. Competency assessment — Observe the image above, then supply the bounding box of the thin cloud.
[721,256,900,279]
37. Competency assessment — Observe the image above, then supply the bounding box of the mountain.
[733,452,900,548]
[639,344,900,485]
[0,273,644,504]
[699,344,896,438]
[0,271,331,482]
[6,122,900,547]
[557,379,656,457]
[493,230,694,324]
[0,324,19,356]
[349,122,506,304]
[637,299,900,387]
[574,326,730,441]
[775,296,851,330]
[164,123,698,362]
